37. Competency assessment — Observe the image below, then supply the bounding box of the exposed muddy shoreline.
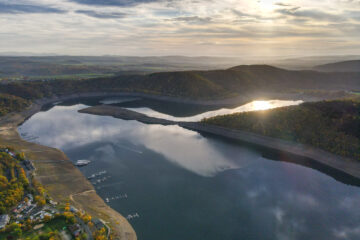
[79,104,360,180]
[0,90,355,240]
[0,98,137,240]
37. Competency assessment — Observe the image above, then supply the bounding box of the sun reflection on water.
[126,99,303,122]
[251,101,273,111]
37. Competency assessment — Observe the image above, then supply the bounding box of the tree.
[63,211,76,224]
[6,223,22,238]
[81,214,92,223]
[44,215,52,222]
[80,233,88,240]
[16,152,25,161]
[35,195,46,206]
[64,202,70,212]
[13,227,22,238]
[94,227,107,240]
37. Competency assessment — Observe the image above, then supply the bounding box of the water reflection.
[100,97,141,105]
[19,104,255,177]
[18,100,360,240]
[125,100,303,121]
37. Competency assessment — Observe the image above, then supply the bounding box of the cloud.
[232,9,258,18]
[69,0,163,7]
[232,9,277,22]
[276,7,344,22]
[275,2,293,7]
[76,10,127,19]
[272,207,285,224]
[1,0,360,56]
[0,2,66,14]
[169,16,212,23]
[333,226,360,239]
[346,10,360,21]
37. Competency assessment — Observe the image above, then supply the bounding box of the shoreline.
[0,100,137,240]
[33,90,337,107]
[0,90,355,239]
[181,123,360,179]
[79,105,360,180]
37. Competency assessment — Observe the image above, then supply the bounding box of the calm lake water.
[18,98,360,240]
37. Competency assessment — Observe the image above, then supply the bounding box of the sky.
[0,0,360,57]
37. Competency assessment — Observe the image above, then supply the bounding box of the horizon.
[0,53,359,60]
[1,0,360,57]
[0,1,360,238]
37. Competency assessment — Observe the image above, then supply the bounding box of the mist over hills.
[0,56,243,78]
[314,60,360,72]
[1,55,360,80]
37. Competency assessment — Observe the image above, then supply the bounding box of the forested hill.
[202,100,360,160]
[0,64,359,101]
[118,64,360,96]
[314,60,360,72]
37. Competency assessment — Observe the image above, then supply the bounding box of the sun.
[258,0,278,11]
[252,101,273,111]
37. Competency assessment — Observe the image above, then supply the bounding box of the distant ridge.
[228,64,285,72]
[314,60,360,72]
[1,64,360,100]
[78,64,359,95]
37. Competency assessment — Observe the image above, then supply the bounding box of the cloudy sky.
[0,0,360,57]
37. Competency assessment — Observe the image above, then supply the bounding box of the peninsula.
[79,102,360,181]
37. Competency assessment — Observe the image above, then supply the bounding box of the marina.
[87,170,107,179]
[126,213,140,220]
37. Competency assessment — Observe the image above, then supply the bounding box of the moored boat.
[75,160,91,166]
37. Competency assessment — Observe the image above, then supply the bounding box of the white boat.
[88,174,96,179]
[75,160,91,166]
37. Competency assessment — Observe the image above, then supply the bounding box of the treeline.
[0,64,360,117]
[202,100,360,160]
[0,152,29,213]
[0,94,30,116]
[1,64,360,102]
[0,57,116,76]
[0,72,231,100]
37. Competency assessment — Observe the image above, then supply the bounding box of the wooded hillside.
[202,100,360,160]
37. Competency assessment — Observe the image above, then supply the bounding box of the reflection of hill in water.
[18,98,360,240]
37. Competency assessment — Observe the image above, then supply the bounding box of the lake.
[18,97,360,240]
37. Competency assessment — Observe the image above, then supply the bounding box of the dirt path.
[69,190,96,202]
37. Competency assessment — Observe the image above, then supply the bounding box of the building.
[92,218,105,231]
[24,160,35,171]
[70,206,79,213]
[68,224,82,237]
[26,194,33,203]
[0,215,10,229]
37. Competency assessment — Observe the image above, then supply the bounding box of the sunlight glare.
[258,0,277,11]
[252,101,273,111]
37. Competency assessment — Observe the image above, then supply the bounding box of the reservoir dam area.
[18,96,360,240]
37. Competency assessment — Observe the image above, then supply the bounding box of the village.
[0,147,110,240]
